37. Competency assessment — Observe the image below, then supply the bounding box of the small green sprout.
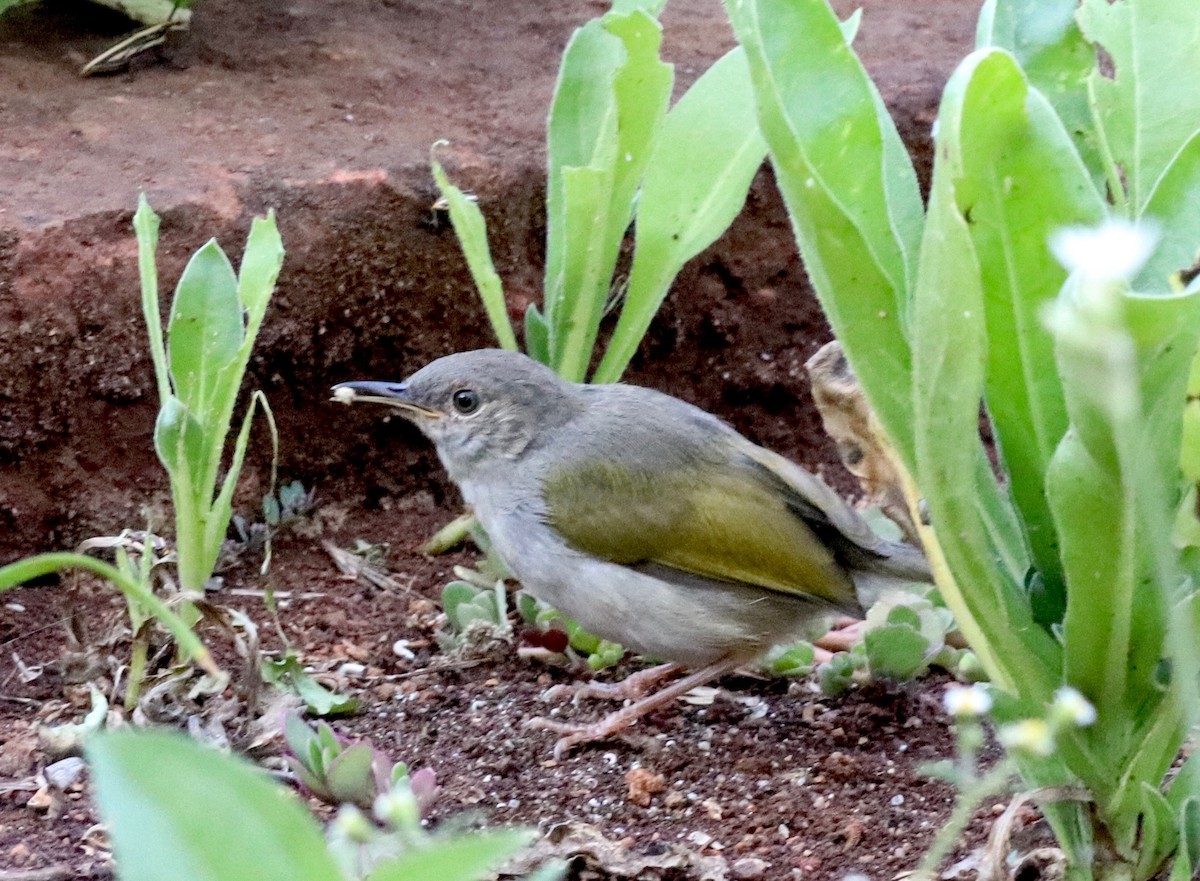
[263,653,361,716]
[283,714,432,812]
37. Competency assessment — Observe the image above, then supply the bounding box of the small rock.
[664,789,686,808]
[732,857,771,879]
[625,766,666,807]
[688,830,713,848]
[45,756,85,790]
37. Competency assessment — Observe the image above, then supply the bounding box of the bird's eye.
[451,388,480,415]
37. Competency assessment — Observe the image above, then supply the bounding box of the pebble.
[732,857,771,879]
[45,756,85,790]
[625,767,666,807]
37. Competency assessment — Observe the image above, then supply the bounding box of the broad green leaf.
[153,394,206,481]
[547,10,673,381]
[952,49,1106,603]
[863,625,929,679]
[1139,131,1200,290]
[543,19,625,341]
[168,239,243,413]
[726,0,922,463]
[975,0,1100,185]
[237,210,285,337]
[594,47,766,383]
[325,744,377,806]
[89,730,343,881]
[90,0,190,24]
[1044,268,1191,806]
[1169,798,1200,881]
[366,830,533,881]
[431,160,517,351]
[910,49,1061,701]
[551,165,615,380]
[1077,0,1200,214]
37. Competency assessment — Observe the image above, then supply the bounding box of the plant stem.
[912,763,1013,881]
[0,553,220,678]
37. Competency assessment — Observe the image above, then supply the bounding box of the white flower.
[1050,219,1158,281]
[998,719,1055,757]
[1053,687,1097,727]
[943,683,993,718]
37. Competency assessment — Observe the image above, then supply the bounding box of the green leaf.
[262,655,361,716]
[1139,131,1200,289]
[951,49,1106,602]
[594,47,767,383]
[975,0,1101,186]
[134,195,172,405]
[524,304,550,365]
[909,49,1058,699]
[90,0,190,24]
[863,624,929,680]
[88,730,344,881]
[168,239,243,414]
[153,394,206,480]
[366,830,533,881]
[204,391,278,585]
[325,744,378,807]
[543,10,673,381]
[237,211,285,326]
[1077,0,1200,214]
[726,0,922,464]
[442,581,481,629]
[431,160,517,351]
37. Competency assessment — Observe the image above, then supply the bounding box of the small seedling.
[263,653,361,717]
[283,714,415,810]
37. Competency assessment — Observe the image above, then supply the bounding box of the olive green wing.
[541,447,865,611]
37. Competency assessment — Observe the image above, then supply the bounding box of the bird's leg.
[541,662,684,705]
[813,616,864,653]
[526,656,742,760]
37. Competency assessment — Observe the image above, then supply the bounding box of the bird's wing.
[541,443,864,611]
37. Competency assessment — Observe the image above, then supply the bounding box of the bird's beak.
[330,381,442,419]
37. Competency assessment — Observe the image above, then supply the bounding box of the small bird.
[333,349,930,757]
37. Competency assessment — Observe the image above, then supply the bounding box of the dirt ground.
[0,0,1030,878]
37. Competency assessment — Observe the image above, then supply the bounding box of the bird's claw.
[524,715,628,760]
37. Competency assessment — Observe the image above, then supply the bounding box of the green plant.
[87,728,533,881]
[810,592,980,696]
[283,715,434,811]
[433,0,768,383]
[262,653,362,716]
[136,195,284,600]
[0,198,282,694]
[725,0,1200,876]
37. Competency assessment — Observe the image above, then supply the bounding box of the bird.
[333,349,930,757]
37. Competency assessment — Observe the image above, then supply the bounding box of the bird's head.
[332,349,579,482]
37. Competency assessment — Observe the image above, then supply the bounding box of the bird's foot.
[541,662,683,705]
[527,657,742,759]
[524,714,638,761]
[813,618,864,653]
